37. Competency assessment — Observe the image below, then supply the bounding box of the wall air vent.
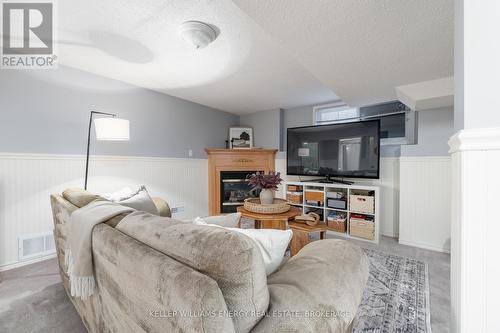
[18,231,56,261]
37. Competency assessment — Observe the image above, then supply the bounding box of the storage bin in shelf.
[349,189,375,214]
[287,185,303,192]
[286,184,304,205]
[304,190,324,207]
[349,213,375,240]
[326,210,347,233]
[286,192,303,204]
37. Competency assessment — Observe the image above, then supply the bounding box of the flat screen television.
[287,120,380,180]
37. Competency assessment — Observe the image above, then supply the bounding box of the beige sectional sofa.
[50,188,369,333]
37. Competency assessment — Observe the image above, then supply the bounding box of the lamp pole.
[84,111,116,190]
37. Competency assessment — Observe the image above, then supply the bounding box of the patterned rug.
[353,249,431,333]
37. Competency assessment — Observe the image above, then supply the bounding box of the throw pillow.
[194,217,292,275]
[117,186,158,215]
[101,187,134,202]
[189,213,241,228]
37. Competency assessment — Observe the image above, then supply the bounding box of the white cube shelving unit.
[285,181,380,244]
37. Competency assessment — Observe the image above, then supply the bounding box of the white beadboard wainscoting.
[399,156,451,253]
[0,153,208,271]
[275,157,401,238]
[0,153,451,271]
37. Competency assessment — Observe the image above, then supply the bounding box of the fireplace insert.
[220,171,261,213]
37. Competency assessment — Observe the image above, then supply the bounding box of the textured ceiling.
[232,0,454,107]
[54,0,453,114]
[55,0,338,114]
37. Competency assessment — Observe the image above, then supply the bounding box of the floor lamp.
[84,111,130,190]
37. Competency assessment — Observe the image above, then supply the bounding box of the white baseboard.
[0,253,57,272]
[399,238,450,253]
[381,231,398,238]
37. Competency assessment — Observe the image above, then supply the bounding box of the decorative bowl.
[243,198,291,214]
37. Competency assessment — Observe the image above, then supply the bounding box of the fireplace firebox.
[220,171,261,213]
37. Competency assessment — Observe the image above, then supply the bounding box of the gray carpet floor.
[0,236,449,333]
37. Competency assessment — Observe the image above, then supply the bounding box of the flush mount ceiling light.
[179,21,217,49]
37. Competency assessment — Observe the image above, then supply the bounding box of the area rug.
[353,249,431,333]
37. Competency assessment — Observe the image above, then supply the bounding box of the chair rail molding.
[448,127,500,152]
[449,127,500,333]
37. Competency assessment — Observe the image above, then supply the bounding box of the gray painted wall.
[239,109,282,149]
[0,66,239,158]
[281,105,314,151]
[454,0,464,130]
[401,107,454,156]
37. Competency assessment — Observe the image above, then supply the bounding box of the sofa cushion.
[62,188,101,208]
[92,224,235,333]
[116,212,269,333]
[251,239,369,333]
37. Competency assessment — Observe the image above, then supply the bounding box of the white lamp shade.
[94,118,130,141]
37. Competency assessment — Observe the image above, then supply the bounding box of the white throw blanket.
[65,201,133,299]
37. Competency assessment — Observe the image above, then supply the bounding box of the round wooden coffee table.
[236,206,302,230]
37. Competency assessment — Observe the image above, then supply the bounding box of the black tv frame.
[286,119,381,182]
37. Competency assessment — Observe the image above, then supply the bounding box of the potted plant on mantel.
[247,171,283,204]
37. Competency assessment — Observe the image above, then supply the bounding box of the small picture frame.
[229,127,253,149]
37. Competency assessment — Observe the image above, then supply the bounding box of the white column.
[449,130,500,333]
[452,1,500,332]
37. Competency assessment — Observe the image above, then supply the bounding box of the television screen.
[287,120,380,179]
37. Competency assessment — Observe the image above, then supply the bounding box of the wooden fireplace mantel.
[205,148,278,215]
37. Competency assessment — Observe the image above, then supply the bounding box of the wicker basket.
[349,218,375,240]
[286,192,303,204]
[327,219,347,233]
[243,198,291,214]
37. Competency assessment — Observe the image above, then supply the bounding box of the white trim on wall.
[0,254,57,272]
[449,127,500,333]
[0,152,453,271]
[449,127,500,152]
[0,153,209,270]
[399,155,451,253]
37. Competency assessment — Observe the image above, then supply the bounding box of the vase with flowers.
[247,171,283,205]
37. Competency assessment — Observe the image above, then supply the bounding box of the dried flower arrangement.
[247,171,283,190]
